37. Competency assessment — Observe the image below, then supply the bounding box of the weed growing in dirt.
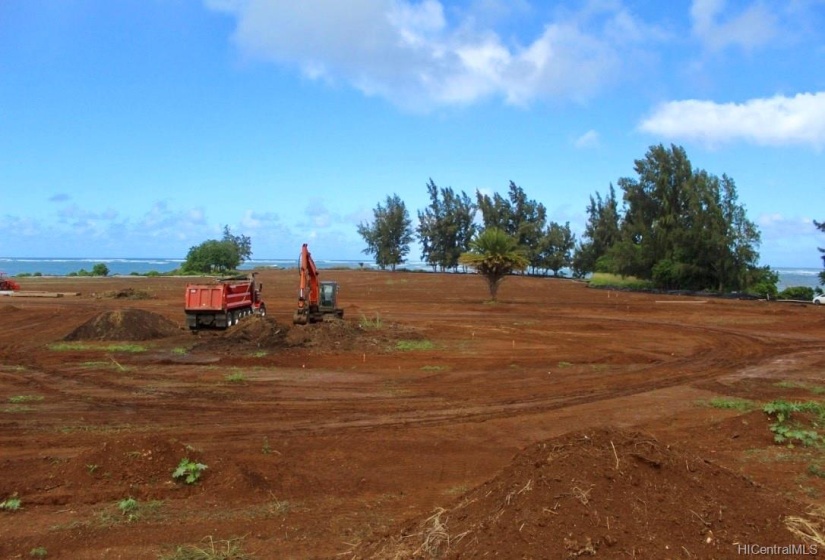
[118,497,139,520]
[0,497,22,511]
[159,536,253,560]
[173,458,207,485]
[420,365,447,371]
[808,464,825,478]
[763,400,825,447]
[704,397,757,412]
[359,312,383,330]
[224,372,247,384]
[396,340,434,351]
[8,395,44,404]
[86,464,99,474]
[557,361,573,368]
[250,350,268,358]
[261,437,272,455]
[29,547,47,558]
[99,498,163,525]
[2,405,33,413]
[171,347,188,355]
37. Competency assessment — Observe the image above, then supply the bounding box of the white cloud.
[573,129,600,148]
[205,0,661,108]
[690,0,778,51]
[638,92,825,148]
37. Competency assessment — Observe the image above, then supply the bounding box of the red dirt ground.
[1,270,825,559]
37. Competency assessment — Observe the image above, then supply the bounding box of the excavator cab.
[319,281,339,311]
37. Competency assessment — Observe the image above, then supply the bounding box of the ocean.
[0,257,821,291]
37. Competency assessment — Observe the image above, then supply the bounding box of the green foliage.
[587,273,653,290]
[224,372,247,384]
[172,458,207,485]
[8,395,43,403]
[537,221,576,276]
[358,194,414,271]
[395,340,435,351]
[574,145,765,293]
[459,228,529,301]
[763,400,825,447]
[118,497,139,520]
[181,226,251,274]
[91,263,109,276]
[778,286,815,300]
[0,497,22,511]
[705,397,757,412]
[29,547,47,558]
[417,179,476,271]
[47,342,146,352]
[770,424,820,447]
[816,220,825,285]
[745,266,779,299]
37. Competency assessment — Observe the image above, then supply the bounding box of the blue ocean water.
[0,257,820,291]
[0,257,412,277]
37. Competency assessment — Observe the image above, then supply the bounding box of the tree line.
[178,143,824,297]
[357,144,807,296]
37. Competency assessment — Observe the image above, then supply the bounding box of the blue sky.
[1,0,823,268]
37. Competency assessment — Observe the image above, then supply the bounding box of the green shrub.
[172,458,207,485]
[778,286,815,300]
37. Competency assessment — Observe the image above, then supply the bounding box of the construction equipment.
[293,243,343,325]
[0,273,20,293]
[184,273,265,330]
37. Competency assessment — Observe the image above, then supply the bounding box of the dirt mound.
[94,287,154,300]
[64,308,180,341]
[192,316,423,355]
[359,428,806,559]
[0,304,20,312]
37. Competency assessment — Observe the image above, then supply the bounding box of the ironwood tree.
[416,179,476,272]
[357,194,414,271]
[573,144,767,293]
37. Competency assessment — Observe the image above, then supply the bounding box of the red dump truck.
[184,274,266,330]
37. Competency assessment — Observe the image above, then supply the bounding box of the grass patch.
[588,273,654,290]
[250,350,268,358]
[557,361,573,368]
[8,395,44,404]
[171,347,188,355]
[224,372,247,384]
[0,497,22,511]
[775,381,825,395]
[395,340,435,351]
[48,342,146,353]
[2,405,33,413]
[420,365,447,372]
[29,547,47,558]
[703,397,757,412]
[159,536,253,560]
[359,312,383,330]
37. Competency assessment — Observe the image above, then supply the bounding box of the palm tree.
[459,228,529,302]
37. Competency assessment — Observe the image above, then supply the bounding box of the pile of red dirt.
[64,309,181,341]
[192,316,423,355]
[358,428,810,559]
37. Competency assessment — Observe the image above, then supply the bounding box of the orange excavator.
[293,243,344,325]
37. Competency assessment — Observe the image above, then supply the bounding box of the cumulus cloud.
[204,0,662,108]
[690,0,778,51]
[638,92,825,148]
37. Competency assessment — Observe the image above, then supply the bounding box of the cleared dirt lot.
[1,270,824,558]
